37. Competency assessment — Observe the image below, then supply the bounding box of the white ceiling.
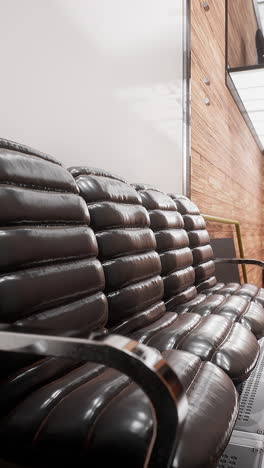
[230,68,264,151]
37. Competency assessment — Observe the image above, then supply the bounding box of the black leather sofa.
[0,138,263,468]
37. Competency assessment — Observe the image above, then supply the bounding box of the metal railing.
[202,214,248,283]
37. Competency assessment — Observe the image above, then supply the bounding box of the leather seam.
[95,225,153,233]
[33,365,108,443]
[15,291,107,326]
[0,220,89,227]
[0,180,78,194]
[0,256,101,278]
[211,322,235,359]
[0,223,91,230]
[85,199,141,207]
[170,315,203,349]
[185,361,203,393]
[0,140,61,166]
[1,252,98,275]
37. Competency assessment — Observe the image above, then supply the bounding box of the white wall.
[0,0,185,193]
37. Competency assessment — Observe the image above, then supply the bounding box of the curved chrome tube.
[0,330,188,468]
[215,257,264,269]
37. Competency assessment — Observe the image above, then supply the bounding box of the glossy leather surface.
[0,144,253,468]
[134,184,196,309]
[147,312,259,383]
[68,173,259,381]
[0,142,108,339]
[170,193,264,338]
[170,194,217,292]
[134,186,263,340]
[178,293,264,339]
[0,350,239,468]
[69,168,166,334]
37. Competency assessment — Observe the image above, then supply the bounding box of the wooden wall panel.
[228,0,258,67]
[191,0,263,287]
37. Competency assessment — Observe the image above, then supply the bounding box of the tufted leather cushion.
[0,350,238,468]
[169,194,217,292]
[0,140,109,385]
[0,144,249,468]
[68,168,168,335]
[69,170,259,382]
[132,310,259,383]
[203,281,264,305]
[0,141,108,339]
[170,194,264,336]
[134,186,264,339]
[134,184,196,309]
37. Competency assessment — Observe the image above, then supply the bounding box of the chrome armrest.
[215,258,264,269]
[0,329,187,468]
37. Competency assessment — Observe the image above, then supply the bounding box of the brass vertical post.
[201,214,248,283]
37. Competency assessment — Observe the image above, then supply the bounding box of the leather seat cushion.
[0,350,238,468]
[173,293,264,339]
[142,312,259,383]
[197,282,264,338]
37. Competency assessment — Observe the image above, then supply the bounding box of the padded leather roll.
[183,215,206,231]
[0,148,77,192]
[155,229,189,251]
[195,260,215,282]
[0,140,108,340]
[163,266,195,296]
[0,349,239,468]
[149,209,184,230]
[0,258,105,322]
[170,194,200,215]
[236,284,259,298]
[170,194,217,293]
[134,185,198,313]
[148,313,259,382]
[70,168,166,334]
[15,292,108,337]
[159,247,193,275]
[103,251,161,291]
[74,173,141,205]
[188,230,210,247]
[89,202,149,231]
[96,228,156,260]
[0,225,98,271]
[107,275,164,326]
[0,186,89,225]
[192,244,214,265]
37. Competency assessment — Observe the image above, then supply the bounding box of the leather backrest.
[69,167,166,335]
[134,184,197,309]
[0,139,108,337]
[169,195,217,292]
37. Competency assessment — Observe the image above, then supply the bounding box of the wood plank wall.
[228,0,258,67]
[190,0,263,286]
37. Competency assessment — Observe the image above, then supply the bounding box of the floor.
[218,338,264,468]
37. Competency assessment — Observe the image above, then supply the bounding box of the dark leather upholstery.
[0,142,107,338]
[134,185,264,340]
[69,170,259,383]
[170,194,217,292]
[0,350,239,468]
[170,193,264,332]
[68,167,169,336]
[133,183,196,309]
[0,142,252,468]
